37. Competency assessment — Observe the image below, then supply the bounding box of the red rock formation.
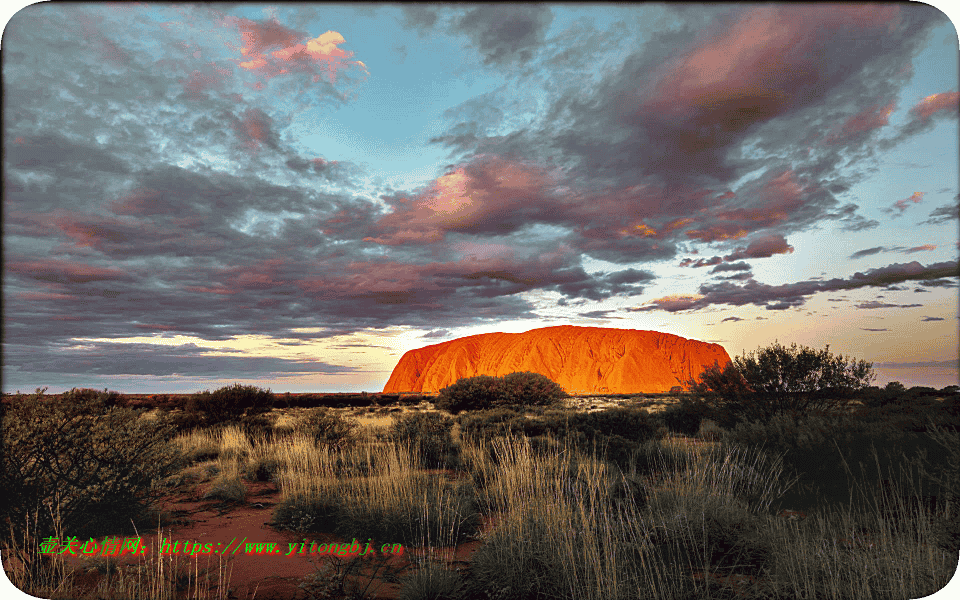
[383,325,731,394]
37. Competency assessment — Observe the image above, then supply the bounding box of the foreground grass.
[5,406,957,600]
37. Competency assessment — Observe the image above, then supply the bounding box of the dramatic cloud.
[2,4,955,391]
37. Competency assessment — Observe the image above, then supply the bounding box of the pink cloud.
[643,5,900,133]
[909,91,959,121]
[234,16,304,58]
[366,156,555,245]
[724,233,795,261]
[686,171,808,242]
[181,63,233,99]
[826,101,895,143]
[893,191,924,214]
[110,188,167,216]
[632,294,704,313]
[231,108,275,151]
[7,258,132,284]
[904,244,936,253]
[225,16,367,88]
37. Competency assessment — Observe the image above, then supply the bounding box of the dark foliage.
[456,407,525,438]
[187,383,274,428]
[435,372,566,414]
[657,399,708,436]
[434,375,509,414]
[688,341,875,428]
[501,371,568,407]
[1,388,180,542]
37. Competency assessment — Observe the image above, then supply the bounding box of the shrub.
[501,371,567,407]
[390,412,457,467]
[298,408,360,448]
[435,372,567,414]
[434,375,507,414]
[572,406,665,445]
[688,341,875,427]
[1,388,179,541]
[188,383,274,428]
[657,399,708,436]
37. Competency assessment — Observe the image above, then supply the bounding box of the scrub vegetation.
[2,353,958,599]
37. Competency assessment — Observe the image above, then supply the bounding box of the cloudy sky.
[3,3,958,395]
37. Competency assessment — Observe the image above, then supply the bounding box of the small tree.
[688,341,875,427]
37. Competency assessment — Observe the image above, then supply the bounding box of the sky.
[2,2,959,395]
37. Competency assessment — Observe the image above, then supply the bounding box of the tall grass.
[6,405,955,600]
[271,433,479,546]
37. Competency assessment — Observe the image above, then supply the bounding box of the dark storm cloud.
[873,359,957,368]
[421,329,452,339]
[400,4,553,66]
[6,133,131,177]
[456,5,553,66]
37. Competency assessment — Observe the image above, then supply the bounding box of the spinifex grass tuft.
[271,432,479,546]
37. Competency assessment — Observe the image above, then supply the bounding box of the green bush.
[188,383,274,428]
[435,372,566,414]
[501,371,567,407]
[390,412,457,467]
[657,399,708,436]
[298,408,360,448]
[1,388,180,541]
[434,374,508,414]
[688,342,875,428]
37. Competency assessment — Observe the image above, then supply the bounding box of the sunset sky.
[3,3,959,395]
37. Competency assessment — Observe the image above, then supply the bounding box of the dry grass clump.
[270,433,478,546]
[202,458,247,503]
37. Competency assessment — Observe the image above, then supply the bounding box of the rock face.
[382,325,731,394]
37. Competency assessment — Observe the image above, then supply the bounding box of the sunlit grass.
[6,403,956,600]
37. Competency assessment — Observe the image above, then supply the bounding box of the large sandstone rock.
[382,325,731,394]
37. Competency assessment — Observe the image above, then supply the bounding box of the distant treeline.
[0,390,433,411]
